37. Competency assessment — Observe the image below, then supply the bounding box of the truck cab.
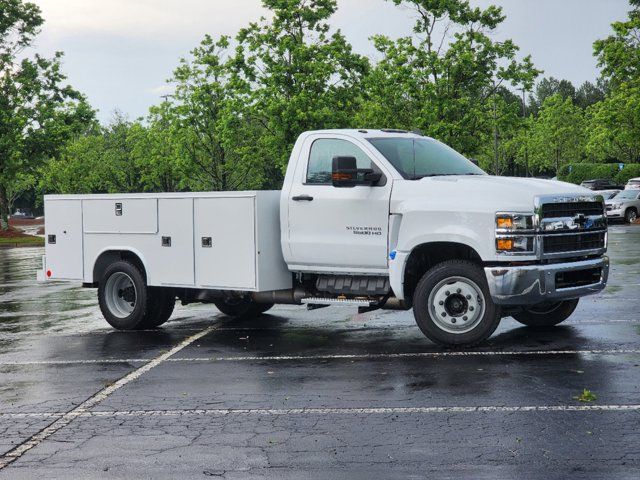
[279,129,608,344]
[39,129,609,347]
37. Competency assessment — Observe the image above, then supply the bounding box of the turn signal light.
[496,217,513,229]
[331,173,353,181]
[496,239,513,251]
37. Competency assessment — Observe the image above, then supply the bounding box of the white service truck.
[38,129,610,346]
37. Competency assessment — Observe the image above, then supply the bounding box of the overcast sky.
[30,0,631,123]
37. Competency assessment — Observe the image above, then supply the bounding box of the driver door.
[286,136,391,272]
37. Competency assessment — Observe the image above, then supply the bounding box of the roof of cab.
[301,129,427,140]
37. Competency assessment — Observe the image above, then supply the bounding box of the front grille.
[541,202,604,218]
[556,267,602,289]
[543,231,606,253]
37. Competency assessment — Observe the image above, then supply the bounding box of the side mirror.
[469,158,479,166]
[332,156,357,188]
[332,156,382,188]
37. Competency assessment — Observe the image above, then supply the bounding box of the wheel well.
[93,250,146,283]
[403,242,482,303]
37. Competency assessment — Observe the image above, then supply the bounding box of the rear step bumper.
[485,256,609,306]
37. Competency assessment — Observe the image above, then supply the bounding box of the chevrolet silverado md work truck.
[38,130,609,346]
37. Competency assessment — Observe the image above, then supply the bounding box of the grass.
[0,227,44,247]
[0,236,44,246]
[574,388,597,403]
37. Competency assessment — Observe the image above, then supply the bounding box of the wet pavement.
[0,226,639,479]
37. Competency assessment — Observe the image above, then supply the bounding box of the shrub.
[614,164,640,185]
[558,163,620,185]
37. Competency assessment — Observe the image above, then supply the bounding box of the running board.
[301,297,375,308]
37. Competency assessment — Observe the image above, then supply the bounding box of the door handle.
[292,195,314,202]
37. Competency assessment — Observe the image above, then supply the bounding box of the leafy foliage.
[358,0,540,165]
[14,0,640,212]
[0,0,96,228]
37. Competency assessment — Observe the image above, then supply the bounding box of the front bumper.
[485,256,609,306]
[606,208,623,219]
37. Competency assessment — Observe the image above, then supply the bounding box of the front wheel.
[412,260,501,347]
[512,299,579,327]
[625,208,637,224]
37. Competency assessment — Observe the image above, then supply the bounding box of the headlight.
[611,203,622,209]
[496,236,535,253]
[495,213,535,254]
[495,213,534,231]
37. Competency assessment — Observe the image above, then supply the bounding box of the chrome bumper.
[485,256,609,306]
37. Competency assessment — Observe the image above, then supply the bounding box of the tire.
[625,208,637,224]
[144,288,176,328]
[214,297,274,318]
[412,260,501,347]
[98,260,153,330]
[512,299,579,327]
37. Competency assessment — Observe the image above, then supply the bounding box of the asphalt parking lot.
[0,225,639,479]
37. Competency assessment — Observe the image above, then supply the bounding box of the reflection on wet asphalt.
[0,225,639,479]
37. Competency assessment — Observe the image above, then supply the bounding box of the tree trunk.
[0,184,9,231]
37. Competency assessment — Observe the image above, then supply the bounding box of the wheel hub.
[428,277,486,334]
[444,294,468,317]
[105,272,137,319]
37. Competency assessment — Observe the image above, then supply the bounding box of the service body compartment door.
[149,198,195,286]
[83,198,157,234]
[45,200,83,280]
[195,197,257,289]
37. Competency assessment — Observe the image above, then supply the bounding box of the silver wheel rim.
[629,211,637,222]
[104,272,137,319]
[428,276,486,334]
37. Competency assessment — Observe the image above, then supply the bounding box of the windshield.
[614,190,639,200]
[367,137,486,179]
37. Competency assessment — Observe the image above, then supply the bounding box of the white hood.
[391,175,592,213]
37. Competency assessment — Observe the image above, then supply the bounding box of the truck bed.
[42,191,292,292]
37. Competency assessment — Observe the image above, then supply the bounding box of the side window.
[306,138,373,185]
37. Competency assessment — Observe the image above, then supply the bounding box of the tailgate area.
[44,199,84,280]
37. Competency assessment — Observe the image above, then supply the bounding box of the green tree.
[529,94,585,175]
[234,0,369,174]
[575,80,606,109]
[0,0,93,228]
[528,77,576,114]
[166,35,268,191]
[358,0,539,159]
[133,103,183,192]
[594,0,640,88]
[586,83,640,163]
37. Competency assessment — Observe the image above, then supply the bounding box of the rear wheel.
[214,297,274,318]
[144,288,176,328]
[98,260,153,330]
[412,260,501,347]
[625,208,637,224]
[512,299,579,327]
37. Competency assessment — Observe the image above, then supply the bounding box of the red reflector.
[46,270,52,278]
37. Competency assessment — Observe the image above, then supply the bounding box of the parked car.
[598,189,622,200]
[580,179,622,191]
[11,208,35,219]
[38,129,609,347]
[625,177,640,190]
[605,189,640,223]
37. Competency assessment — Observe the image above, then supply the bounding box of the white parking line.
[2,404,640,419]
[2,348,640,367]
[0,322,222,470]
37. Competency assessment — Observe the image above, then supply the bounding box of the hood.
[391,175,593,213]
